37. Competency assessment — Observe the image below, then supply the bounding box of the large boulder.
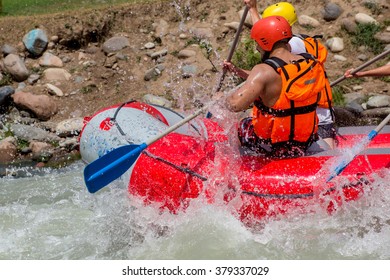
[12,91,58,121]
[3,54,29,82]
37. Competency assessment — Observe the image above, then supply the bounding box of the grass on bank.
[350,22,385,55]
[0,0,158,17]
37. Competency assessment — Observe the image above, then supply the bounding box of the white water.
[1,160,390,260]
[2,0,390,261]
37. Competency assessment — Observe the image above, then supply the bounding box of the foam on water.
[3,94,390,260]
[1,154,390,260]
[2,2,390,260]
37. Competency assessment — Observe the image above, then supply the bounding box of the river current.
[1,159,390,260]
[3,0,390,262]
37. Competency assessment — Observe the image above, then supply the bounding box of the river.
[2,0,390,263]
[1,159,390,260]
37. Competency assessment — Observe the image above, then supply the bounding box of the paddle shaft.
[145,107,205,146]
[206,7,249,119]
[330,48,390,87]
[368,113,390,140]
[326,113,390,182]
[215,6,249,92]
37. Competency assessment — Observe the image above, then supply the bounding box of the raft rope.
[142,150,207,181]
[241,191,313,199]
[110,100,136,137]
[242,173,369,199]
[109,100,207,181]
[110,100,202,137]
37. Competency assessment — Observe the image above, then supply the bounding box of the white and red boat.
[79,101,390,225]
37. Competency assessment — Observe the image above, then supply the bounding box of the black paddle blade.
[84,143,147,193]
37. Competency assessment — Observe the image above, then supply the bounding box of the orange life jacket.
[294,34,333,113]
[253,53,325,146]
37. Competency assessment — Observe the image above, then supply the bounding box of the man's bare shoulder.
[249,63,279,80]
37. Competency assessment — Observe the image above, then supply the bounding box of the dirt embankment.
[1,0,389,122]
[0,0,389,170]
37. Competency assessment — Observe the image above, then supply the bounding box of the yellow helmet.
[262,2,298,26]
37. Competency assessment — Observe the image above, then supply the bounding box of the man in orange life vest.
[225,1,336,149]
[217,16,327,158]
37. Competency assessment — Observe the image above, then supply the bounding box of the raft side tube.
[80,107,169,180]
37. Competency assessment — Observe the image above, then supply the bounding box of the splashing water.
[172,0,192,23]
[313,132,377,189]
[2,2,390,261]
[1,160,390,260]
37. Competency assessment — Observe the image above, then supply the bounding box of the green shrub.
[232,36,261,71]
[363,2,382,15]
[380,76,390,83]
[331,86,346,106]
[0,123,14,141]
[185,36,217,71]
[17,139,29,150]
[0,73,13,86]
[186,37,213,60]
[351,23,384,54]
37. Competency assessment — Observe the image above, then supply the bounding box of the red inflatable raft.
[80,101,390,224]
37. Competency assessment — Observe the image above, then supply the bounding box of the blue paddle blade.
[84,143,147,193]
[326,129,380,182]
[326,159,347,182]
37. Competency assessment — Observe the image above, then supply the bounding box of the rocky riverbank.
[0,0,389,176]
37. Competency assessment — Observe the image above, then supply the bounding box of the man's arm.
[223,60,250,79]
[226,64,273,112]
[244,0,261,24]
[345,64,390,78]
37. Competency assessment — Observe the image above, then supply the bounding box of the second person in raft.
[216,16,327,158]
[226,1,336,149]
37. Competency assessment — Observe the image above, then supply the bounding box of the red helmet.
[250,16,292,52]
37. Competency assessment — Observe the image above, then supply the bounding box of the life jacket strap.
[254,99,318,117]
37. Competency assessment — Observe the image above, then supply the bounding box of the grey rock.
[0,86,15,106]
[333,106,359,126]
[366,95,390,109]
[322,3,343,21]
[150,49,168,59]
[341,18,357,34]
[27,74,40,85]
[55,117,84,137]
[362,107,390,118]
[142,94,172,108]
[181,65,197,78]
[345,100,364,115]
[102,36,130,54]
[11,123,61,142]
[144,64,165,81]
[1,44,18,56]
[374,32,390,44]
[355,13,378,24]
[3,54,30,82]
